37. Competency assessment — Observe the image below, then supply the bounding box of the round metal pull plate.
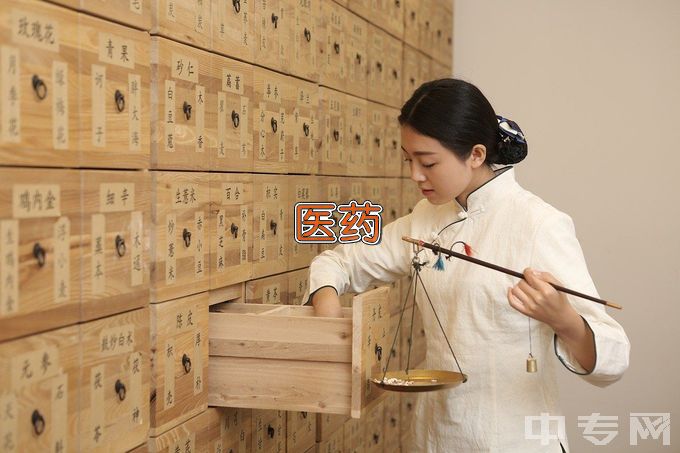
[114,89,125,112]
[32,75,47,100]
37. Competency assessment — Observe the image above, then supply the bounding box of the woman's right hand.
[312,286,343,318]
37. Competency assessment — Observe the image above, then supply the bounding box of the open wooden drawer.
[208,287,390,418]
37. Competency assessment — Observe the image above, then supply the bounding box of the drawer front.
[287,268,310,306]
[152,0,211,50]
[418,52,432,87]
[291,0,319,82]
[79,308,150,452]
[345,95,367,177]
[209,173,253,290]
[403,0,419,49]
[362,399,384,453]
[150,292,209,435]
[81,170,150,321]
[384,107,402,177]
[253,409,286,453]
[252,175,288,278]
[253,68,289,174]
[147,407,221,453]
[220,407,253,453]
[81,0,151,31]
[288,175,320,269]
[245,273,289,305]
[79,15,150,169]
[318,1,346,93]
[318,88,346,177]
[151,37,214,171]
[366,103,385,177]
[211,54,254,172]
[366,25,386,105]
[383,35,403,108]
[0,324,79,453]
[381,178,402,226]
[289,81,319,175]
[401,181,422,216]
[211,0,254,62]
[151,171,210,303]
[254,0,291,73]
[386,312,402,371]
[0,168,80,341]
[0,0,79,167]
[342,417,362,453]
[287,411,315,453]
[384,0,404,39]
[419,0,436,57]
[402,44,420,104]
[344,13,367,99]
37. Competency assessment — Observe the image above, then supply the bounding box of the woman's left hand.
[507,268,581,333]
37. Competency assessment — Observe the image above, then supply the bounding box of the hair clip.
[497,115,527,145]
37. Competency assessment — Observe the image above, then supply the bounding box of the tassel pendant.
[433,253,445,271]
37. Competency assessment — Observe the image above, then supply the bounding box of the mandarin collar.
[453,166,518,216]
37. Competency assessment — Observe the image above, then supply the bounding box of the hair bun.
[496,115,528,164]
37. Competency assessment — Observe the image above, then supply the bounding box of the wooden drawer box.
[0,324,79,452]
[146,407,220,452]
[384,392,401,452]
[208,287,390,418]
[253,68,291,174]
[345,95,367,177]
[402,44,421,104]
[245,272,289,305]
[384,107,402,177]
[316,422,343,453]
[253,409,286,453]
[0,0,80,168]
[221,407,253,453]
[81,170,150,321]
[0,168,81,341]
[151,37,214,171]
[318,175,350,253]
[316,413,347,443]
[383,33,403,109]
[253,0,292,74]
[342,417,361,453]
[287,268,310,306]
[287,410,316,453]
[362,397,384,453]
[79,14,150,169]
[345,12,367,100]
[288,81,320,175]
[317,1,346,93]
[209,173,253,290]
[291,0,319,82]
[366,103,386,177]
[151,171,210,303]
[79,307,150,452]
[149,292,209,436]
[381,178,402,226]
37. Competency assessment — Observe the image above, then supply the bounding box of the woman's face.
[401,125,477,206]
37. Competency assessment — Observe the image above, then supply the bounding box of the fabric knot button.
[457,211,468,219]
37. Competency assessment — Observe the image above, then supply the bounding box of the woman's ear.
[469,144,487,168]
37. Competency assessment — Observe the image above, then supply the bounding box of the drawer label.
[262,183,281,202]
[11,345,60,388]
[130,211,144,287]
[171,184,201,207]
[52,61,69,149]
[128,73,142,151]
[194,211,205,278]
[1,46,20,144]
[195,85,205,153]
[163,338,175,409]
[165,213,177,284]
[295,184,311,202]
[195,0,207,34]
[240,206,248,265]
[13,184,61,218]
[257,102,267,160]
[327,183,340,202]
[278,108,286,163]
[166,0,177,21]
[98,33,136,69]
[51,373,68,453]
[130,0,143,15]
[171,53,198,83]
[221,183,244,204]
[164,80,176,152]
[193,329,203,395]
[53,216,70,304]
[129,351,143,425]
[91,364,106,445]
[0,220,19,315]
[100,183,135,212]
[217,91,227,159]
[222,69,244,95]
[11,10,60,52]
[91,213,106,295]
[99,323,135,355]
[91,64,106,147]
[216,209,226,273]
[262,284,280,305]
[0,393,18,452]
[258,207,266,262]
[240,96,249,159]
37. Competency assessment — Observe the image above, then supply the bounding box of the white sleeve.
[530,211,630,387]
[301,213,414,305]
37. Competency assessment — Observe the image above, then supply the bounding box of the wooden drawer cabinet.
[208,287,390,418]
[287,268,310,306]
[0,0,80,168]
[150,292,209,436]
[0,168,80,341]
[79,308,150,452]
[0,324,79,452]
[81,170,150,321]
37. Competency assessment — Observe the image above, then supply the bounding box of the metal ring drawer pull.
[33,243,46,267]
[114,89,125,112]
[410,11,416,20]
[32,75,47,100]
[183,101,192,120]
[376,62,383,72]
[269,220,277,235]
[373,433,380,444]
[32,410,46,436]
[374,137,380,146]
[392,139,398,149]
[303,123,310,137]
[333,42,340,54]
[271,13,279,29]
[437,29,442,38]
[355,134,361,145]
[390,417,397,427]
[183,228,192,247]
[410,77,415,85]
[391,209,397,219]
[304,28,311,42]
[232,110,240,128]
[392,69,399,79]
[448,37,452,45]
[391,347,397,357]
[232,0,241,13]
[356,53,362,64]
[115,235,126,257]
[406,402,413,410]
[271,117,278,133]
[182,353,192,373]
[395,0,400,6]
[230,223,239,238]
[425,20,430,28]
[267,425,275,438]
[115,379,127,401]
[301,411,308,419]
[332,129,340,141]
[375,344,382,361]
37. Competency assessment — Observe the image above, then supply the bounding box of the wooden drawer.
[79,15,150,169]
[254,0,292,74]
[362,398,384,453]
[0,0,80,167]
[345,12,367,99]
[348,179,365,204]
[316,413,347,443]
[81,170,150,321]
[366,103,386,177]
[419,52,432,85]
[383,392,400,453]
[345,95,367,177]
[150,292,209,435]
[287,268,310,306]
[212,0,255,63]
[151,37,214,171]
[419,0,436,57]
[316,422,343,453]
[253,68,290,174]
[403,0,419,49]
[402,44,421,104]
[386,312,402,372]
[287,411,315,453]
[208,287,390,417]
[318,88,346,176]
[291,0,320,82]
[253,409,286,453]
[147,407,220,452]
[317,1,347,93]
[245,272,289,305]
[80,0,151,31]
[0,324,79,452]
[79,308,150,452]
[384,107,402,177]
[288,175,320,269]
[342,417,361,453]
[289,81,320,175]
[151,171,210,303]
[211,54,254,172]
[366,24,386,105]
[318,175,350,253]
[383,0,404,40]
[209,173,253,290]
[0,168,80,341]
[383,34,403,108]
[151,0,211,50]
[220,407,253,453]
[252,175,288,278]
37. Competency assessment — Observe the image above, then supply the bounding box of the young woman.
[304,78,629,452]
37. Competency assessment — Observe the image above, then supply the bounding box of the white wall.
[453,1,679,451]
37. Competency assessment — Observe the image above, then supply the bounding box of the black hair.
[398,78,527,165]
